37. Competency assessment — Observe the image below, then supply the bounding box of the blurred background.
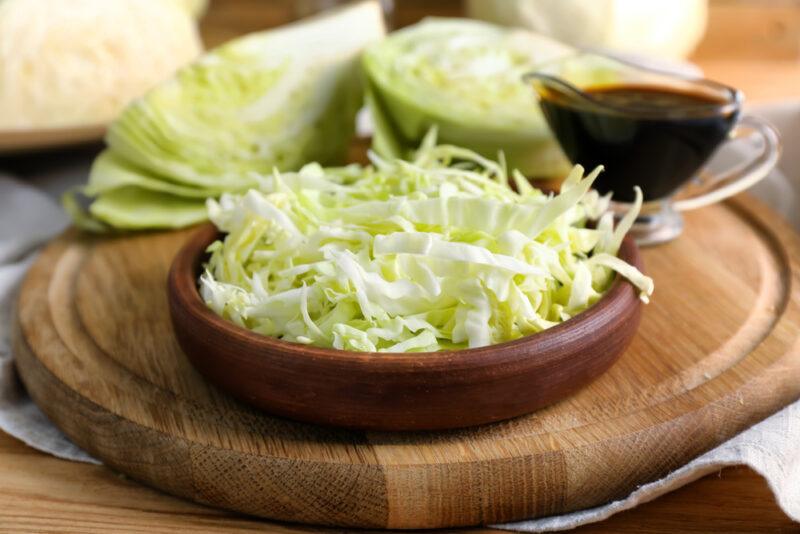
[204,0,800,102]
[1,0,798,179]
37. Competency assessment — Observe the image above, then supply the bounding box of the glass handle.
[673,115,782,212]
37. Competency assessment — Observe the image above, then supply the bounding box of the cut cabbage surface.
[0,0,202,129]
[201,133,653,353]
[362,18,575,178]
[68,0,386,230]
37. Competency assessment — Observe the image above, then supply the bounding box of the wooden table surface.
[2,1,799,532]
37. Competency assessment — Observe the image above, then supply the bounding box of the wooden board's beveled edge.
[11,194,800,528]
[476,192,800,528]
[13,231,395,528]
[11,314,393,529]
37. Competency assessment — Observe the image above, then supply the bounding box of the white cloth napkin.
[0,174,98,463]
[1,102,798,529]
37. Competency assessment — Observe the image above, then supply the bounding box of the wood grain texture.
[11,194,800,529]
[168,224,642,431]
[0,429,795,533]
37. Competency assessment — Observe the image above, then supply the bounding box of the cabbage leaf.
[66,1,386,230]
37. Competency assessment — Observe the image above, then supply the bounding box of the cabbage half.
[0,0,202,129]
[67,1,386,230]
[201,132,653,353]
[362,18,575,178]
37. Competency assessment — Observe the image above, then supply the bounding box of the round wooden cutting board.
[12,196,800,529]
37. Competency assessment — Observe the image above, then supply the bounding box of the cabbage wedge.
[68,1,386,230]
[362,18,575,178]
[201,133,653,353]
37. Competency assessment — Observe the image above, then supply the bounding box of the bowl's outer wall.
[168,223,643,431]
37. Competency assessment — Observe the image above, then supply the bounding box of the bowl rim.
[168,222,643,369]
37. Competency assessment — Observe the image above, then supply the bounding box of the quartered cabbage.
[362,18,576,178]
[200,132,653,353]
[67,1,386,230]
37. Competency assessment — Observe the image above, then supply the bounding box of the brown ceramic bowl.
[168,223,643,431]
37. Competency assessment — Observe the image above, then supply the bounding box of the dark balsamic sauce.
[538,84,739,202]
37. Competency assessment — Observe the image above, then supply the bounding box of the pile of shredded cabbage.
[200,132,653,353]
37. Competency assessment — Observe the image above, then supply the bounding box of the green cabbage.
[67,1,386,230]
[362,18,575,178]
[201,132,653,352]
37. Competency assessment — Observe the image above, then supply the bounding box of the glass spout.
[523,52,741,118]
[523,72,596,110]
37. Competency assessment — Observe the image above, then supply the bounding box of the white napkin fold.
[0,175,98,463]
[496,401,800,531]
[0,102,798,529]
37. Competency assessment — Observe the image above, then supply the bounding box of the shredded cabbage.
[200,132,653,352]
